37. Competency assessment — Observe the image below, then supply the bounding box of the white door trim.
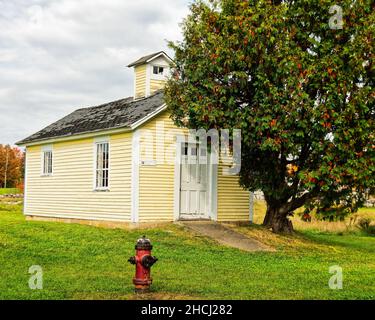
[174,138,216,221]
[131,130,140,223]
[174,136,184,221]
[23,148,29,216]
[209,162,218,221]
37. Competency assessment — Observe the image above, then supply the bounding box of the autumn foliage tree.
[165,0,374,233]
[0,145,25,189]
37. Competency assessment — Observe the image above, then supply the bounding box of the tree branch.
[281,191,317,215]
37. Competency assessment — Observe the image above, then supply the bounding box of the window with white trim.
[153,66,164,76]
[95,142,109,189]
[42,149,53,175]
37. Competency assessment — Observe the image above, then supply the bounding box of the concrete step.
[180,221,274,252]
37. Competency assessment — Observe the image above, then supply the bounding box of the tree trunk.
[263,205,294,234]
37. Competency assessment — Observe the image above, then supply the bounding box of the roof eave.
[16,126,132,147]
[127,52,174,68]
[130,103,167,130]
[146,52,174,65]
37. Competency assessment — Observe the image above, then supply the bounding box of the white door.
[180,143,208,219]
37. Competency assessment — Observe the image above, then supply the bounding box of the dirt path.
[180,221,274,252]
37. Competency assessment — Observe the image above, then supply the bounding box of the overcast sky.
[0,0,190,145]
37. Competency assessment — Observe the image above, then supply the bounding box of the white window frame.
[93,138,110,191]
[151,64,168,80]
[41,145,53,176]
[152,65,164,75]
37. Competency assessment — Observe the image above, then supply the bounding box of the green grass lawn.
[0,200,374,300]
[0,188,20,195]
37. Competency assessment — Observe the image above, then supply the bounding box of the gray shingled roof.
[17,90,165,145]
[127,51,172,67]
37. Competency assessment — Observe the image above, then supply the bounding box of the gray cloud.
[0,0,190,145]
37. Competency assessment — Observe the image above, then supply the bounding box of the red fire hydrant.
[128,236,158,293]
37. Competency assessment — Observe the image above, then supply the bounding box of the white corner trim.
[23,148,28,216]
[133,68,137,99]
[210,152,218,221]
[131,130,140,223]
[145,64,151,97]
[173,136,184,221]
[130,104,167,130]
[249,192,255,223]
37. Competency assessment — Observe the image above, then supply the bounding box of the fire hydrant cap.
[135,236,153,250]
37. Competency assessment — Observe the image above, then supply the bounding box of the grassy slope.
[0,201,374,300]
[253,201,375,233]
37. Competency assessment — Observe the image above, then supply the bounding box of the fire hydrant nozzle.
[128,236,158,293]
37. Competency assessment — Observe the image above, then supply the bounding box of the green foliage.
[165,0,374,220]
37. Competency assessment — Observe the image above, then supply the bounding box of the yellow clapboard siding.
[135,64,147,99]
[150,79,166,94]
[217,163,250,222]
[138,111,188,222]
[137,110,250,222]
[25,133,132,221]
[25,108,250,224]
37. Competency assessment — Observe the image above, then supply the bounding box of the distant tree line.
[0,145,25,189]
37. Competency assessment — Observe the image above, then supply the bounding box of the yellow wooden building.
[17,52,252,225]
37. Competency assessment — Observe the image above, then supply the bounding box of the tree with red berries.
[165,0,374,233]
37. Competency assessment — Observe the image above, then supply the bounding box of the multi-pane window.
[95,142,109,189]
[153,66,164,75]
[42,150,53,175]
